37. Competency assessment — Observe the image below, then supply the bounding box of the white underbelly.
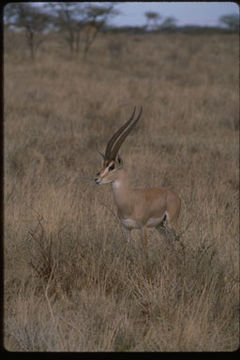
[121,215,166,229]
[121,218,141,230]
[146,217,165,227]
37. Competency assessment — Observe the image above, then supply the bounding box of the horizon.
[111,2,239,27]
[31,2,239,27]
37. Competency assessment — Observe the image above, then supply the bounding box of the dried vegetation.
[4,30,239,351]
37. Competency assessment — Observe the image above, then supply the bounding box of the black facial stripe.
[109,163,115,171]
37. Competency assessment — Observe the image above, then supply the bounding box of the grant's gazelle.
[95,106,181,256]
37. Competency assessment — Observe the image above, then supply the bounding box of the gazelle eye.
[109,164,115,171]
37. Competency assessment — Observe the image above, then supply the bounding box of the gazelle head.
[95,106,143,185]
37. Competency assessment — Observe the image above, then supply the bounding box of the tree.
[160,17,178,32]
[46,2,118,59]
[4,3,51,59]
[45,3,85,55]
[144,11,161,31]
[219,14,239,32]
[81,3,119,59]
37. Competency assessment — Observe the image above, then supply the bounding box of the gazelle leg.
[165,213,180,242]
[141,226,148,260]
[156,213,176,250]
[165,224,178,243]
[156,225,175,251]
[122,226,132,243]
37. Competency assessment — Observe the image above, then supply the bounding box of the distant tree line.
[4,2,239,60]
[143,11,239,33]
[106,10,239,36]
[4,2,118,60]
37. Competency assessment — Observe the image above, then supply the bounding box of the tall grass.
[4,30,239,351]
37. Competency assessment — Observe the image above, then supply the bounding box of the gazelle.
[95,106,181,256]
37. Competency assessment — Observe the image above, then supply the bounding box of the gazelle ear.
[117,154,123,167]
[97,150,105,159]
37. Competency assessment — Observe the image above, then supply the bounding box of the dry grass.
[4,30,239,351]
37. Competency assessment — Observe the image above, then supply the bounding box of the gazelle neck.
[111,168,133,217]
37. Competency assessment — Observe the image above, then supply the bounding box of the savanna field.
[4,29,239,351]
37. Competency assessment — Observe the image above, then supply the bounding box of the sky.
[111,2,239,27]
[34,2,239,27]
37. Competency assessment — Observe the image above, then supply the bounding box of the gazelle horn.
[109,106,142,161]
[104,106,136,160]
[105,106,143,161]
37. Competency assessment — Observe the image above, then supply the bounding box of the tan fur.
[95,162,181,254]
[95,107,181,255]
